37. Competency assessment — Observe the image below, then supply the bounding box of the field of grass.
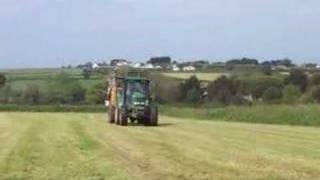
[162,72,227,81]
[1,113,320,180]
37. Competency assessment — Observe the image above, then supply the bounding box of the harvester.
[106,68,158,126]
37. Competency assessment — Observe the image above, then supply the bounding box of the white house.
[143,63,154,69]
[92,63,100,69]
[132,63,142,68]
[172,64,180,71]
[182,65,196,71]
[317,64,320,69]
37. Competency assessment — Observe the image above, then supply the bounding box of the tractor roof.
[112,67,149,80]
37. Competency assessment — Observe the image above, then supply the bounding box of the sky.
[0,0,319,68]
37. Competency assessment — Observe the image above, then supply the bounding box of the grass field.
[1,113,320,180]
[162,72,226,81]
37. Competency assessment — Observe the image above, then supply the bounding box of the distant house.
[110,59,128,66]
[182,66,196,71]
[143,63,154,69]
[92,63,100,69]
[272,65,290,71]
[172,64,180,71]
[317,64,320,69]
[132,63,142,68]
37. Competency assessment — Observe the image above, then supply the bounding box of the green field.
[162,72,226,81]
[2,68,104,91]
[1,113,320,180]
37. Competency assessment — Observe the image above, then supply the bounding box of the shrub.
[262,87,282,103]
[261,65,272,75]
[150,73,180,103]
[69,82,86,103]
[0,73,6,87]
[248,78,283,99]
[179,75,201,103]
[311,73,320,85]
[311,85,320,103]
[185,87,202,103]
[87,82,108,104]
[282,85,301,104]
[23,84,40,105]
[207,76,236,104]
[299,93,314,104]
[285,69,308,92]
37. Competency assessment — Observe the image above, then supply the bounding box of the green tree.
[82,68,92,79]
[87,83,108,104]
[207,76,236,104]
[262,87,282,103]
[0,73,6,88]
[282,85,301,104]
[69,82,86,103]
[311,73,320,86]
[261,64,272,76]
[179,75,201,103]
[23,84,40,105]
[285,69,308,92]
[311,85,320,103]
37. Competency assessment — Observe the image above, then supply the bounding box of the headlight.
[133,102,145,105]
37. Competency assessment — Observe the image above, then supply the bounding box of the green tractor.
[106,68,158,126]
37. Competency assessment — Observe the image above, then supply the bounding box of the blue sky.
[0,0,319,68]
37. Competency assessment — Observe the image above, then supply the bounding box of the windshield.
[126,80,147,105]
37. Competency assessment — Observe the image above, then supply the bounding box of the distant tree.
[311,85,320,103]
[23,84,40,105]
[69,82,86,103]
[148,56,171,66]
[311,73,320,85]
[82,68,92,79]
[262,87,282,103]
[0,73,6,88]
[179,75,201,103]
[207,76,236,104]
[87,82,108,104]
[226,57,259,65]
[285,69,308,92]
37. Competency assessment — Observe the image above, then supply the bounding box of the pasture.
[1,113,320,180]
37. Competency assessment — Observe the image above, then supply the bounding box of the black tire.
[115,108,120,125]
[144,106,158,126]
[108,106,115,123]
[150,106,158,126]
[119,112,128,126]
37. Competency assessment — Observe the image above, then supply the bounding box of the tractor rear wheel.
[115,108,120,125]
[108,106,115,123]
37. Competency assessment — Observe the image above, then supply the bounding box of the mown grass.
[1,104,320,127]
[1,113,320,179]
[160,104,320,126]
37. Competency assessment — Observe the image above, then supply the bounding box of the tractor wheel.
[108,106,115,123]
[145,106,158,126]
[119,112,128,126]
[115,108,120,125]
[149,106,158,126]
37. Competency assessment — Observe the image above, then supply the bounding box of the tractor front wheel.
[119,110,128,126]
